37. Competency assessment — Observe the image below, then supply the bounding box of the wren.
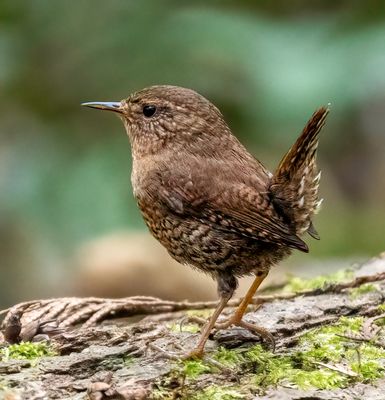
[82,85,329,357]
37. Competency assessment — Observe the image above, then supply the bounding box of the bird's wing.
[157,160,308,252]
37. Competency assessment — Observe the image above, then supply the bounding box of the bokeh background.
[1,1,385,309]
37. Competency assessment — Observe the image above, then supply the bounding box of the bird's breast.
[131,156,160,200]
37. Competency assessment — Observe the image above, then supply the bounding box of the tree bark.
[1,253,385,399]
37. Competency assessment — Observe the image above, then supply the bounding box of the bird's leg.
[186,273,236,359]
[216,272,275,348]
[186,296,230,359]
[222,272,267,325]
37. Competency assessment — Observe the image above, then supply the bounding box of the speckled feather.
[270,107,329,238]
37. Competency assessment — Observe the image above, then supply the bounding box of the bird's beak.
[81,101,123,114]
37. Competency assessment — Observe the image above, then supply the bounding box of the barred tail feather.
[269,106,329,237]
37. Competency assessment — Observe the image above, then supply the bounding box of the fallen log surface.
[1,253,385,399]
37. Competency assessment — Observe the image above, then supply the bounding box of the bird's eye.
[142,105,157,118]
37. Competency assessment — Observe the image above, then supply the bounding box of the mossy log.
[1,253,385,399]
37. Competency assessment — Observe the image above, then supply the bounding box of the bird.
[82,85,329,358]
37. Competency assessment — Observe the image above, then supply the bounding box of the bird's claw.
[180,314,275,352]
[149,342,215,363]
[214,317,275,350]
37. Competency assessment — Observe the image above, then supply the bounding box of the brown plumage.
[82,86,329,357]
[270,107,328,240]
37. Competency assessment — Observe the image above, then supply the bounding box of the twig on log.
[1,267,385,332]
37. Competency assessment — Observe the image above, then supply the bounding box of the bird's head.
[82,85,228,158]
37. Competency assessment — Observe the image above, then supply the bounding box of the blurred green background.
[1,1,385,308]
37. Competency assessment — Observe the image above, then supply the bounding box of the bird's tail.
[269,106,329,238]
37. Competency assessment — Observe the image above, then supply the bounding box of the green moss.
[291,369,348,389]
[349,283,378,299]
[247,317,384,390]
[151,357,213,398]
[283,269,354,293]
[123,355,134,367]
[213,347,242,367]
[351,344,385,380]
[195,316,384,393]
[253,357,293,387]
[153,316,385,398]
[299,317,363,362]
[0,341,57,362]
[246,345,291,386]
[295,317,385,386]
[168,322,201,334]
[374,315,385,327]
[182,359,212,378]
[297,317,363,365]
[192,386,245,400]
[377,303,385,312]
[339,316,365,332]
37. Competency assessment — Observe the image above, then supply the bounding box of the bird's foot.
[181,313,275,351]
[148,343,184,360]
[183,347,205,360]
[149,342,227,371]
[216,317,275,351]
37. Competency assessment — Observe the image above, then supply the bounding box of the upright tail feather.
[269,106,329,237]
